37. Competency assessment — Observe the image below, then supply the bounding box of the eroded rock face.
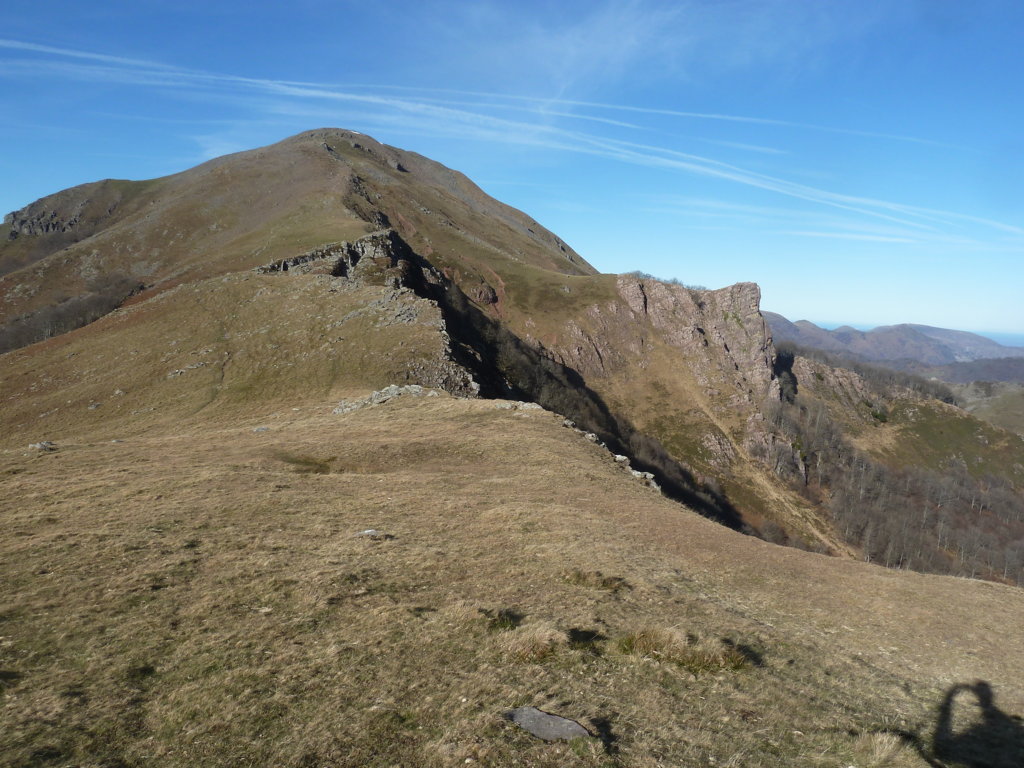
[471,281,498,305]
[6,208,82,239]
[529,274,787,487]
[255,229,432,291]
[792,356,872,407]
[550,277,778,412]
[616,277,778,407]
[627,279,788,475]
[4,181,131,245]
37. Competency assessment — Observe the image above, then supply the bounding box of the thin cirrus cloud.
[367,86,963,150]
[442,0,684,97]
[0,38,947,153]
[1,37,1021,251]
[0,38,177,71]
[262,85,999,241]
[251,82,1018,240]
[638,198,1016,251]
[425,0,897,103]
[781,231,918,244]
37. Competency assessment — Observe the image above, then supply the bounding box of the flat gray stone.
[355,529,394,541]
[503,707,591,741]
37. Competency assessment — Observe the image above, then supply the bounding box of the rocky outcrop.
[256,230,478,398]
[521,274,785,486]
[333,384,442,414]
[255,229,431,291]
[470,281,498,305]
[616,277,778,407]
[4,180,132,245]
[792,356,873,409]
[254,242,350,274]
[6,208,82,239]
[547,277,778,413]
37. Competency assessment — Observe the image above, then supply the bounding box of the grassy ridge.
[2,397,1023,766]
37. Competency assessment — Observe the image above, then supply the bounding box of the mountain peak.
[1,128,594,344]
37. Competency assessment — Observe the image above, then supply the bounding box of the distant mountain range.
[763,312,1024,366]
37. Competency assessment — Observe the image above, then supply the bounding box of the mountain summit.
[2,129,590,335]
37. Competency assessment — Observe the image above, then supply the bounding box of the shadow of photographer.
[927,681,1023,768]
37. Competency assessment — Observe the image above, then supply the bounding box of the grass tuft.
[479,607,524,631]
[616,627,752,674]
[498,622,569,662]
[562,569,631,593]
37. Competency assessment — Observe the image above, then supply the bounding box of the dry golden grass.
[614,627,750,674]
[497,622,569,663]
[2,394,1022,766]
[0,271,459,446]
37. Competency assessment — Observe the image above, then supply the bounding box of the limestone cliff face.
[549,276,779,420]
[618,278,788,479]
[552,299,639,378]
[616,277,778,408]
[792,356,873,410]
[527,273,786,494]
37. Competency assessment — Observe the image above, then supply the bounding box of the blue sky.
[2,1,1023,335]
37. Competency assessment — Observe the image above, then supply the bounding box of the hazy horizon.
[978,331,1024,348]
[764,312,1024,348]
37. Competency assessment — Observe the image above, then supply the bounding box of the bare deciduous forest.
[759,347,1024,585]
[0,273,142,354]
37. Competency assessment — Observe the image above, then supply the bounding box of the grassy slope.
[1,179,160,279]
[0,271,459,445]
[0,147,372,325]
[792,357,1024,490]
[6,125,1020,549]
[879,401,1024,486]
[5,128,807,535]
[952,382,1024,437]
[4,126,581,327]
[2,396,1022,767]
